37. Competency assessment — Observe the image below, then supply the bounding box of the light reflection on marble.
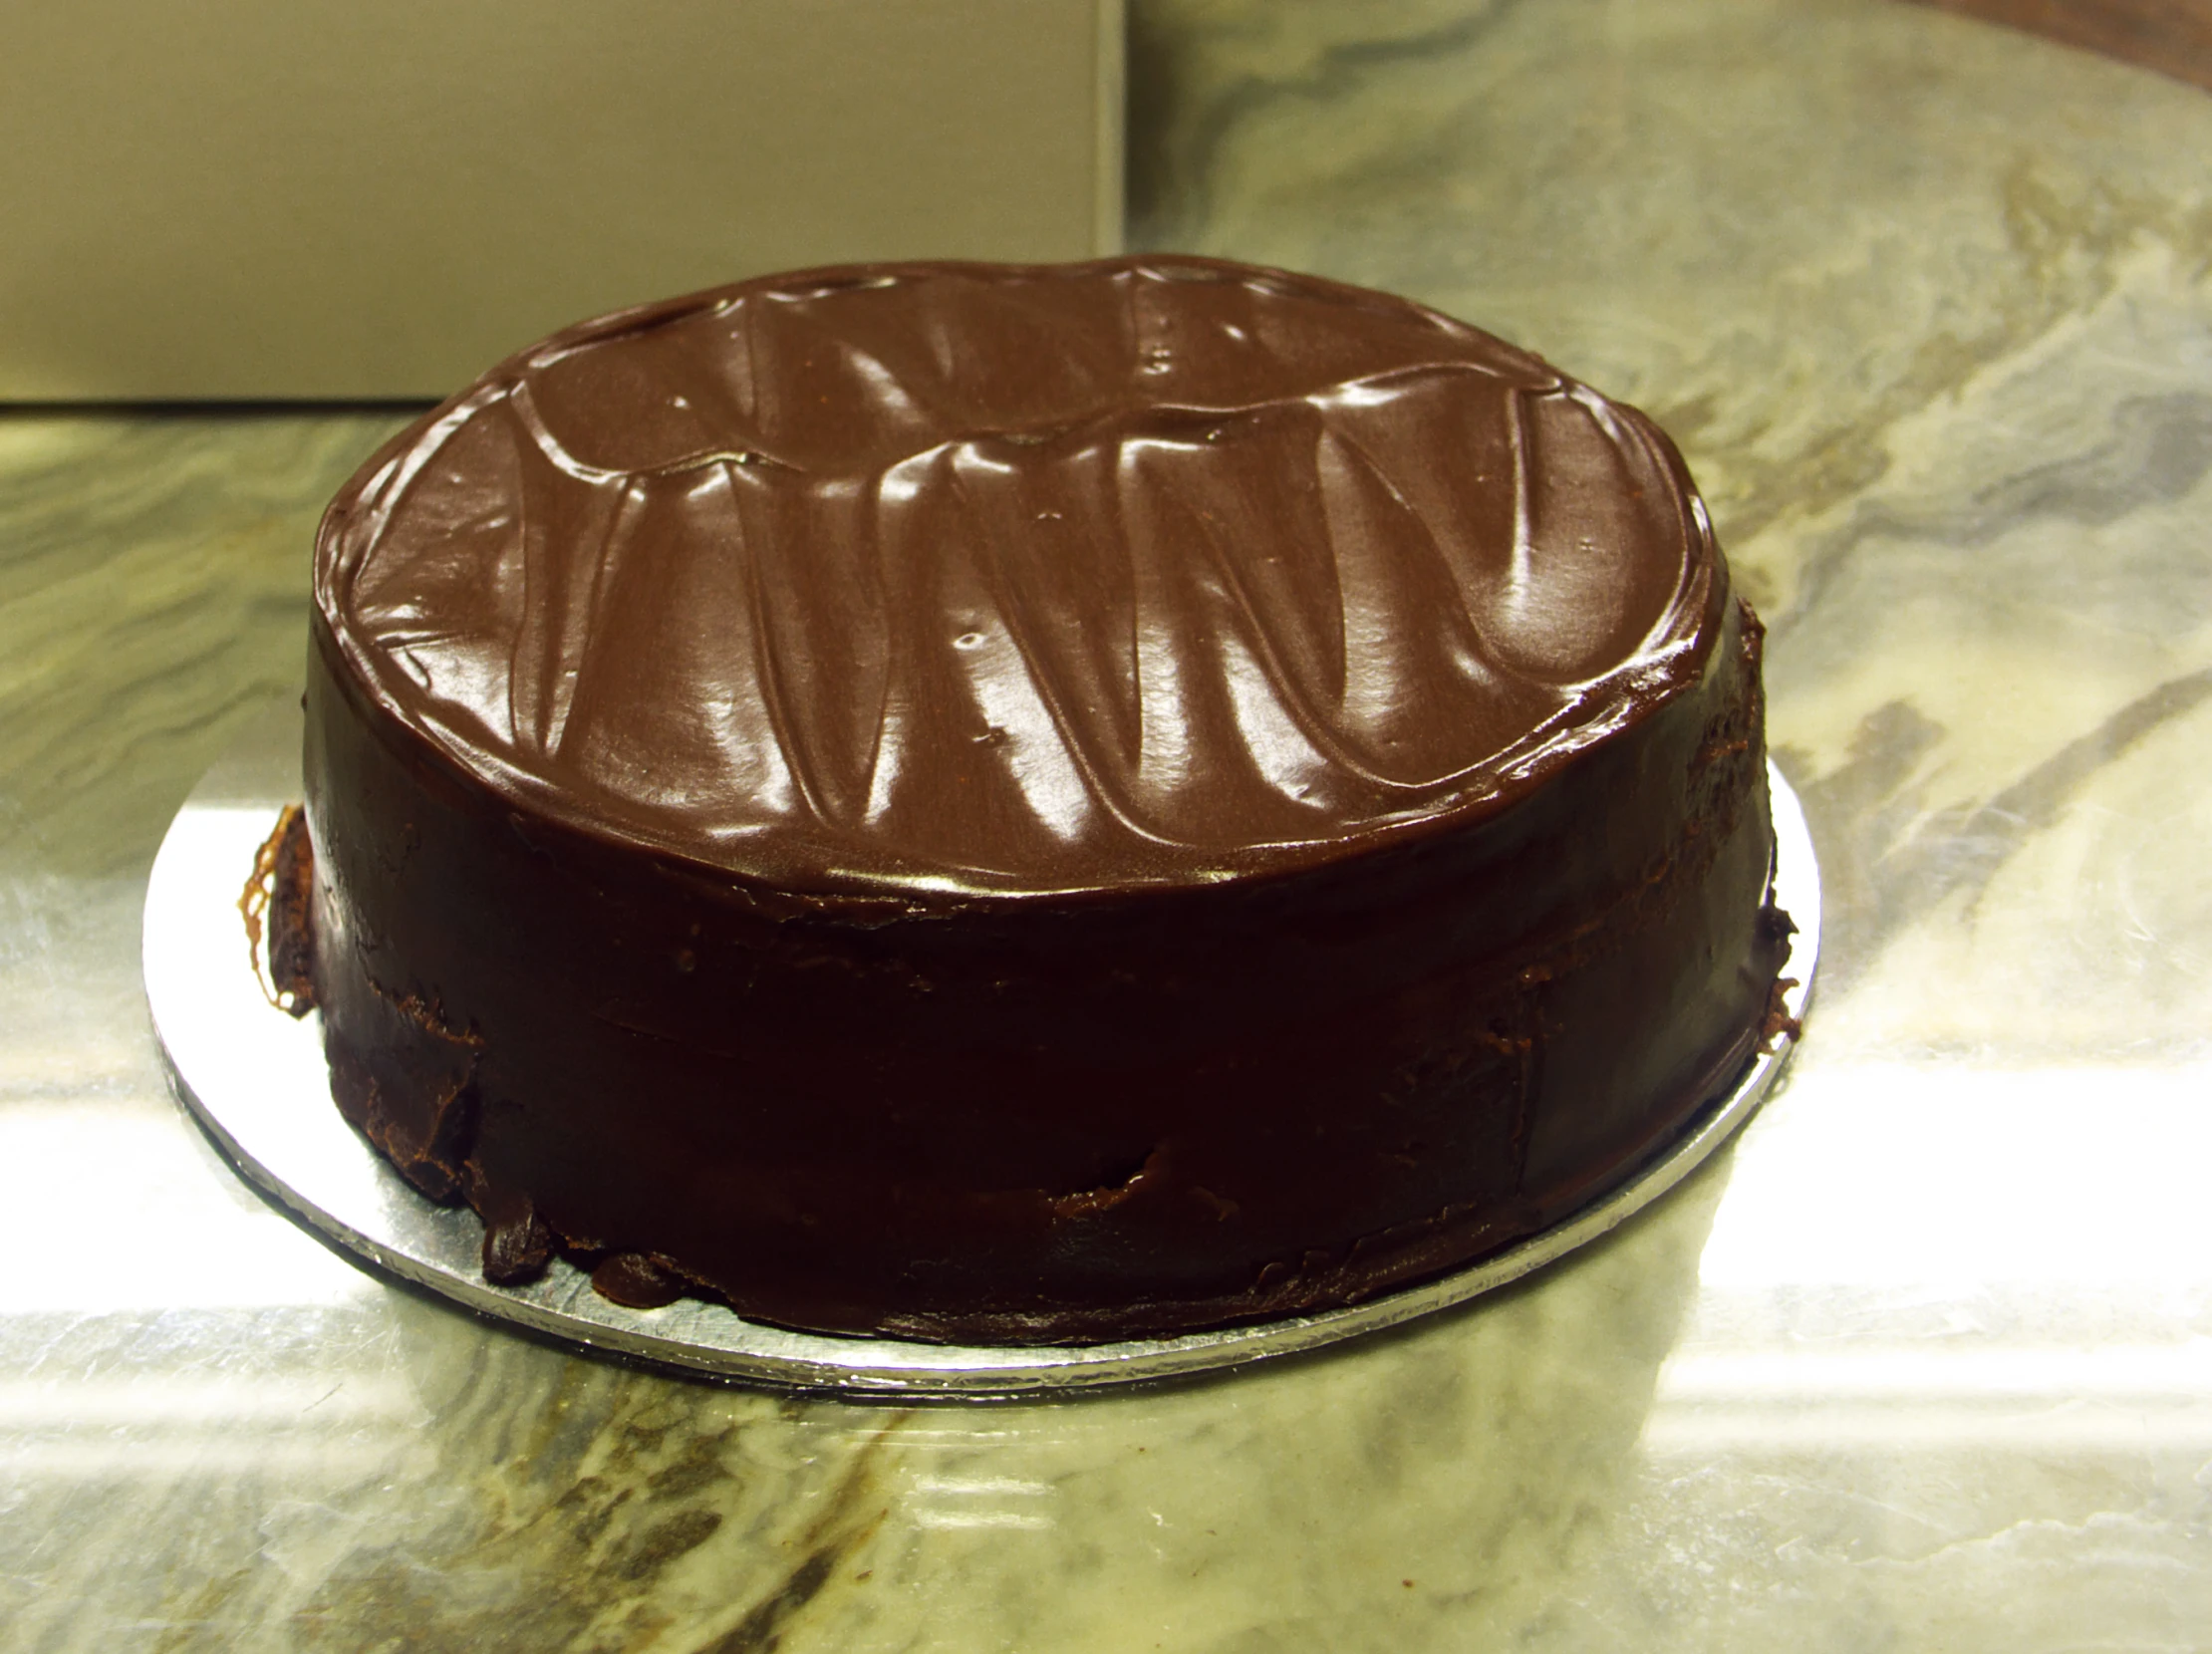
[5,0,2212,1646]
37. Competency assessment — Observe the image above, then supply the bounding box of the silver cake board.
[142,701,1819,1399]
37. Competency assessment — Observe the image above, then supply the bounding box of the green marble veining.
[6,0,2212,1648]
[0,413,405,879]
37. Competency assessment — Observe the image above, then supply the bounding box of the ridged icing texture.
[316,257,1719,894]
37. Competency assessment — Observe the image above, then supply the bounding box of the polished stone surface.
[6,0,2212,1646]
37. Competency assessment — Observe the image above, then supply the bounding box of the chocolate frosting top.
[316,256,1722,897]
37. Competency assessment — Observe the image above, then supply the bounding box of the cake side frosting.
[315,257,1718,896]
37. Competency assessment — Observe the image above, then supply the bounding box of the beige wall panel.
[0,0,1124,400]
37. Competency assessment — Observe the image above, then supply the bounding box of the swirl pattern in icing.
[316,256,1720,893]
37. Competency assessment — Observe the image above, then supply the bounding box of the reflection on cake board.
[143,704,1819,1399]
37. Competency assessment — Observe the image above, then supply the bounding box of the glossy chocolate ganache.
[284,255,1791,1342]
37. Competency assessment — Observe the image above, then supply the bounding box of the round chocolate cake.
[291,255,1790,1342]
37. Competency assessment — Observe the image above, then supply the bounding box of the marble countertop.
[5,1,2210,1646]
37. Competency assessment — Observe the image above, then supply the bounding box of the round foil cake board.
[144,701,1820,1400]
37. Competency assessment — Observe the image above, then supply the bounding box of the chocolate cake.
[283,255,1791,1343]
